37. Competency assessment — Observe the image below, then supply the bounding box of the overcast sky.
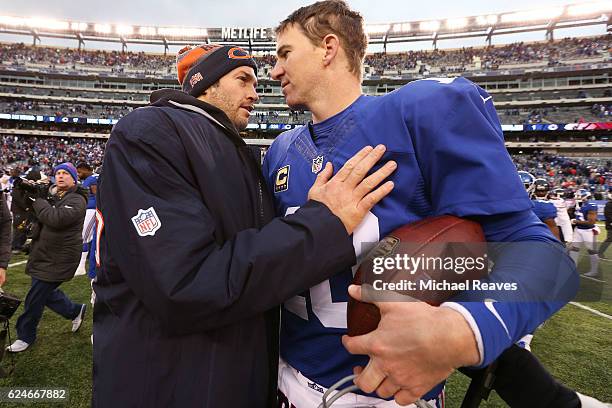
[0,0,606,52]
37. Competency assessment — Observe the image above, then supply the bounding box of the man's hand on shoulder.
[308,145,396,235]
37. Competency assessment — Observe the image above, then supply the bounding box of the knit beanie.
[176,44,258,97]
[54,162,78,184]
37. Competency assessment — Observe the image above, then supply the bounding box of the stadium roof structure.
[0,1,610,52]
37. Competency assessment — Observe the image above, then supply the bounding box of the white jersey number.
[284,207,380,328]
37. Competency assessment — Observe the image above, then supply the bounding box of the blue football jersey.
[82,174,98,209]
[576,201,598,229]
[263,77,568,399]
[532,199,557,222]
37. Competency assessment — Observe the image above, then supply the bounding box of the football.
[347,215,487,337]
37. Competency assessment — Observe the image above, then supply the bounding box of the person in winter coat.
[7,162,88,353]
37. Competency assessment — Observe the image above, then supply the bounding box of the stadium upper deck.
[0,1,609,50]
[1,34,609,80]
[0,2,610,149]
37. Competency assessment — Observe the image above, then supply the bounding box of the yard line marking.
[8,260,27,268]
[580,275,606,283]
[569,302,612,320]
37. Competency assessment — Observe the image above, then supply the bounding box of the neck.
[310,80,362,124]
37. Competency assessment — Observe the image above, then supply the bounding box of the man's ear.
[322,34,340,67]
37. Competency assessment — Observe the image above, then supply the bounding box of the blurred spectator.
[0,188,10,286]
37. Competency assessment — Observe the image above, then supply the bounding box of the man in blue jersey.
[519,173,559,241]
[265,1,578,407]
[75,162,98,277]
[570,189,600,277]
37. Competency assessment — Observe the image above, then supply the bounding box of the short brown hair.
[276,0,367,77]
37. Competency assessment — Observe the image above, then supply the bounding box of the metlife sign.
[220,27,269,40]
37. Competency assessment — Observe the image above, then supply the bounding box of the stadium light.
[392,22,412,33]
[115,25,134,35]
[94,24,112,34]
[419,20,441,32]
[25,17,69,31]
[476,15,499,26]
[366,24,390,34]
[158,27,208,37]
[139,26,157,36]
[0,16,26,27]
[567,1,611,16]
[71,22,88,31]
[501,7,564,23]
[446,17,468,30]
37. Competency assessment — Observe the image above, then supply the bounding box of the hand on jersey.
[308,145,396,235]
[341,285,480,406]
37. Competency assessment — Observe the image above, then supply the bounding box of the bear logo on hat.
[190,72,204,87]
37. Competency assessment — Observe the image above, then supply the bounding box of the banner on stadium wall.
[0,113,119,125]
[0,113,609,132]
[521,123,612,132]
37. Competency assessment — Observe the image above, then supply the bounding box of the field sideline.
[0,231,610,407]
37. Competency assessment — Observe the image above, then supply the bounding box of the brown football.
[347,215,487,337]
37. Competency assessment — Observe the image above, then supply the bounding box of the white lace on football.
[317,374,435,408]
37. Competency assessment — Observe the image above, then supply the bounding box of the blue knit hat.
[54,162,78,184]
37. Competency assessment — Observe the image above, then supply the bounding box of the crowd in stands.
[364,35,611,75]
[1,43,172,72]
[0,135,106,172]
[500,105,611,124]
[1,135,609,199]
[513,152,610,198]
[0,121,110,134]
[1,35,609,76]
[1,100,133,119]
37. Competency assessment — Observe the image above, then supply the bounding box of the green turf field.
[0,230,610,407]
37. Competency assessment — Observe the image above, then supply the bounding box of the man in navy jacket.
[93,44,395,407]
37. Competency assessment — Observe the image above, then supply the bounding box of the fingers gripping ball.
[347,215,487,337]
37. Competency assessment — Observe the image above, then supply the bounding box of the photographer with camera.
[9,167,31,254]
[7,163,88,353]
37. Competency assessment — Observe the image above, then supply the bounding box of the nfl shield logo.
[312,155,324,174]
[131,207,162,237]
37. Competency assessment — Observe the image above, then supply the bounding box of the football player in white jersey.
[547,187,573,244]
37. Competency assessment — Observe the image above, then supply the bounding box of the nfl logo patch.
[131,207,162,237]
[312,155,324,174]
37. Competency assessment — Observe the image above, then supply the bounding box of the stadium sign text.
[221,27,268,40]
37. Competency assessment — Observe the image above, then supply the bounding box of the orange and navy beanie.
[176,44,258,97]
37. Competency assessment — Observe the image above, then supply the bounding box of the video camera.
[12,177,50,199]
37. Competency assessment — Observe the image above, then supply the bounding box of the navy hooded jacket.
[93,89,356,408]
